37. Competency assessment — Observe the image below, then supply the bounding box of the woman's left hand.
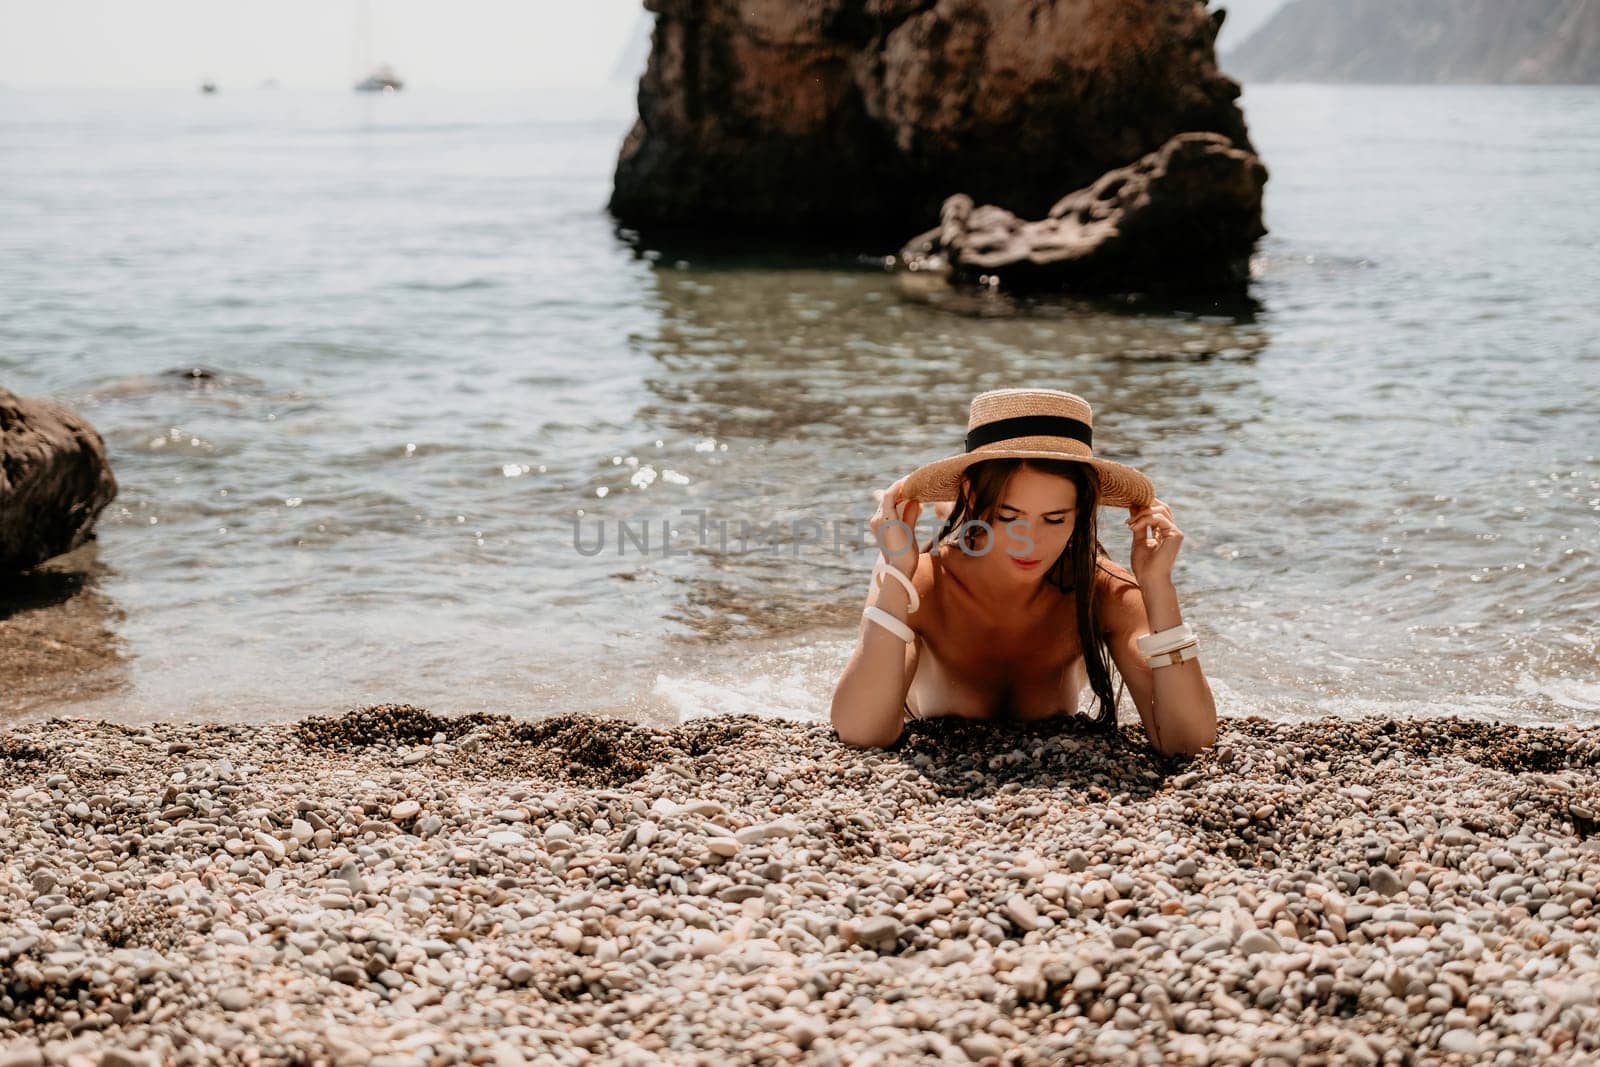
[1126,498,1183,582]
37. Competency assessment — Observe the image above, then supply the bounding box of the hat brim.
[901,449,1154,509]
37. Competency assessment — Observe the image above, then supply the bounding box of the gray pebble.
[1368,865,1403,897]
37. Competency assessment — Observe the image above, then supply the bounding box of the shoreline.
[3,706,1598,1064]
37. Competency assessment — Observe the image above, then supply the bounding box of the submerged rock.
[612,0,1259,246]
[900,132,1268,297]
[0,387,118,572]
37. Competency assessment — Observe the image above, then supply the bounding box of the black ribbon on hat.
[965,414,1092,452]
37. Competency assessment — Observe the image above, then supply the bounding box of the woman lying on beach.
[830,388,1216,756]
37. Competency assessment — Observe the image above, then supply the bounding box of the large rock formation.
[1225,0,1600,84]
[0,387,118,572]
[612,0,1260,245]
[901,132,1268,296]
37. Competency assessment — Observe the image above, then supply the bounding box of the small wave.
[653,672,822,724]
[82,366,270,403]
[313,123,481,137]
[393,278,501,293]
[1515,673,1600,714]
[279,341,394,362]
[651,640,843,724]
[1250,248,1378,276]
[1211,677,1598,728]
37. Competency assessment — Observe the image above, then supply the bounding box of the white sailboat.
[355,64,404,93]
[351,0,404,93]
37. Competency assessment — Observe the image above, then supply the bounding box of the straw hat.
[901,388,1155,508]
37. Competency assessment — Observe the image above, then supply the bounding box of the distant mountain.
[1224,0,1600,83]
[1211,0,1292,53]
[611,14,654,85]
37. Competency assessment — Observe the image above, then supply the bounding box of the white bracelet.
[872,557,920,614]
[1145,642,1199,669]
[1137,623,1193,656]
[863,606,914,644]
[1136,623,1195,657]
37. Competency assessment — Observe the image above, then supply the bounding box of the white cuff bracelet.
[863,606,914,644]
[1145,643,1200,669]
[872,557,920,614]
[1137,623,1195,657]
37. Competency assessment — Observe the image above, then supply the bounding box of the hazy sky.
[0,0,649,89]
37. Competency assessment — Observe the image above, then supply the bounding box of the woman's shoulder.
[904,545,956,622]
[1092,553,1143,632]
[1094,554,1139,589]
[912,546,943,600]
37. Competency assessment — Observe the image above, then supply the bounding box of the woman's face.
[963,465,1078,579]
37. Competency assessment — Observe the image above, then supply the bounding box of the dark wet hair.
[931,457,1134,729]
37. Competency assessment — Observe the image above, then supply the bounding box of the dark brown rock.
[612,0,1259,244]
[0,387,118,572]
[899,132,1268,297]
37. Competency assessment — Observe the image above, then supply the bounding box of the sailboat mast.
[353,0,373,81]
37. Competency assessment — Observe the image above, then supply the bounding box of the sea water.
[1,83,1595,726]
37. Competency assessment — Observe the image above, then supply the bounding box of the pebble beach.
[2,706,1599,1065]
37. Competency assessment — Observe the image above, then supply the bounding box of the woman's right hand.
[870,475,922,579]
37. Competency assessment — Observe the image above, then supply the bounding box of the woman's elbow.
[1153,718,1217,758]
[829,697,902,749]
[835,726,902,750]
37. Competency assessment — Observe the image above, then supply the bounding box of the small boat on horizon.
[354,64,403,93]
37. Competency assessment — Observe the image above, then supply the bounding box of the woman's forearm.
[829,578,913,747]
[1141,577,1217,755]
